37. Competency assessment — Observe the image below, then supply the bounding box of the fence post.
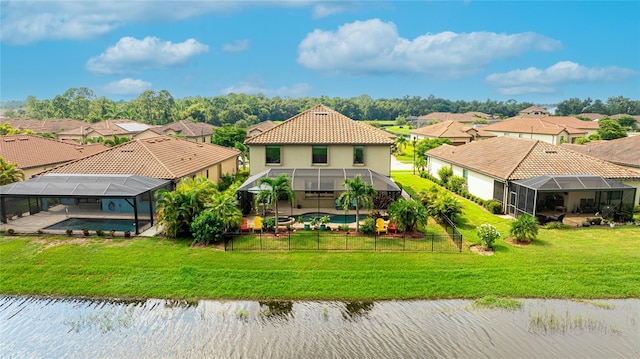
[432,233,434,252]
[346,231,349,250]
[374,232,377,251]
[403,233,406,252]
[317,231,320,250]
[260,232,262,251]
[288,231,291,251]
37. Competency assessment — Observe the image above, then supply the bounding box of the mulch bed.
[503,237,531,246]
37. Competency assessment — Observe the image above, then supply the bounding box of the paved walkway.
[391,155,414,171]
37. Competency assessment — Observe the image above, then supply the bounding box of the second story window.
[266,146,281,164]
[353,146,364,164]
[312,146,327,164]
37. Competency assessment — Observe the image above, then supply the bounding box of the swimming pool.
[299,212,358,224]
[45,218,149,232]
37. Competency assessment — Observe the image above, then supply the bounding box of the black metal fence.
[225,222,462,253]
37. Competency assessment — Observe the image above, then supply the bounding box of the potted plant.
[319,215,331,230]
[109,228,116,237]
[297,216,309,230]
[124,230,131,238]
[66,229,73,236]
[82,227,90,236]
[310,217,320,230]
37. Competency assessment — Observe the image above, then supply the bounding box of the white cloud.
[0,1,318,45]
[222,39,250,53]
[86,36,209,74]
[102,78,152,96]
[222,80,311,97]
[297,19,562,78]
[486,61,639,95]
[311,3,357,18]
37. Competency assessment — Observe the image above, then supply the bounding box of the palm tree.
[257,173,295,235]
[388,198,428,234]
[104,135,131,147]
[0,157,25,185]
[338,174,377,233]
[394,135,407,154]
[207,184,243,232]
[509,213,539,242]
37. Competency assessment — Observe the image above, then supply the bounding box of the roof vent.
[545,150,557,154]
[121,149,134,153]
[314,112,329,115]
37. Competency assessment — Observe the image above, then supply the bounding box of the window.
[312,146,328,164]
[266,146,281,164]
[353,146,364,165]
[463,169,468,180]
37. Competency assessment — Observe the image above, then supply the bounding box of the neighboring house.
[512,114,600,137]
[1,118,88,137]
[425,137,640,217]
[409,120,496,145]
[411,112,493,128]
[240,104,400,212]
[576,113,606,121]
[518,105,549,116]
[41,135,240,188]
[0,134,107,178]
[562,136,640,173]
[147,120,217,143]
[247,120,278,138]
[57,119,148,142]
[480,117,586,145]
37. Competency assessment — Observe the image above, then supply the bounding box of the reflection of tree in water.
[164,299,198,309]
[342,301,374,320]
[259,301,293,319]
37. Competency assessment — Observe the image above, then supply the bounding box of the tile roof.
[42,135,240,180]
[519,105,549,115]
[410,120,496,139]
[0,134,108,169]
[244,104,395,145]
[576,113,606,121]
[1,118,88,134]
[416,112,491,123]
[513,114,599,130]
[247,120,278,136]
[562,136,640,168]
[426,136,640,180]
[157,120,217,137]
[481,117,586,135]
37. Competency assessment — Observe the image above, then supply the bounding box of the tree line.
[2,88,638,127]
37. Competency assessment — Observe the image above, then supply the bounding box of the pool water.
[300,212,358,224]
[45,218,149,232]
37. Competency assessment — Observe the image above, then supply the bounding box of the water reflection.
[1,296,639,358]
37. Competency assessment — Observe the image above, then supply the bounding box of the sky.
[1,1,639,104]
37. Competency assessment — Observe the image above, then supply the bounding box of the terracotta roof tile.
[245,104,395,145]
[157,120,217,137]
[1,118,87,134]
[519,105,549,115]
[0,135,108,169]
[562,136,640,168]
[247,120,278,136]
[416,112,491,123]
[511,114,600,130]
[42,136,240,180]
[426,136,640,180]
[481,117,587,135]
[410,120,496,139]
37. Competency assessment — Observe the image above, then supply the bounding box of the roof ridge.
[505,138,539,179]
[137,138,178,178]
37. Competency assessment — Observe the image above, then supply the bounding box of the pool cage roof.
[512,175,634,192]
[0,174,171,198]
[238,168,401,192]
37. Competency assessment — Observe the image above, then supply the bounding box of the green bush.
[190,210,226,245]
[543,222,570,230]
[587,217,602,225]
[476,223,500,250]
[263,217,276,231]
[359,217,376,234]
[581,221,591,227]
[509,213,539,242]
[96,229,105,236]
[484,200,503,214]
[437,166,453,184]
[447,175,467,193]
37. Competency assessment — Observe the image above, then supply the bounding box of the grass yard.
[1,173,639,301]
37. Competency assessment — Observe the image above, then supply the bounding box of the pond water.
[1,296,638,358]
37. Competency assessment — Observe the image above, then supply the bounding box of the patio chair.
[240,217,251,233]
[253,216,263,233]
[375,218,387,234]
[548,213,565,223]
[387,221,397,234]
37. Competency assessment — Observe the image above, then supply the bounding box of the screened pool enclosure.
[508,175,636,220]
[237,168,402,216]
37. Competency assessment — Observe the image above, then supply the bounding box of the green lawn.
[1,173,639,301]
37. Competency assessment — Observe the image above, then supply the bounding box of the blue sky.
[1,1,639,104]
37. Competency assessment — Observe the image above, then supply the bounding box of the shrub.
[7,228,15,235]
[544,222,570,230]
[447,175,467,193]
[66,229,73,236]
[359,217,376,234]
[263,217,276,231]
[124,230,131,238]
[427,192,463,223]
[484,200,503,214]
[476,224,500,250]
[437,166,453,184]
[82,227,90,236]
[337,224,350,231]
[109,229,116,237]
[588,217,602,225]
[96,229,105,236]
[509,214,538,242]
[37,229,44,235]
[190,210,226,245]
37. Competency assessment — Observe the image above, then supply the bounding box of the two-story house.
[239,104,400,213]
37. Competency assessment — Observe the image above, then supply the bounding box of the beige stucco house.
[409,120,496,145]
[481,117,587,145]
[0,134,107,178]
[426,137,640,217]
[240,104,400,212]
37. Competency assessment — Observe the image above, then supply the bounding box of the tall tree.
[0,157,25,185]
[212,125,247,148]
[257,173,295,235]
[597,119,627,140]
[339,174,377,233]
[103,135,131,147]
[388,198,428,234]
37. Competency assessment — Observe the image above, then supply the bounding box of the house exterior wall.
[133,130,161,140]
[489,131,558,144]
[249,144,391,176]
[428,157,501,201]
